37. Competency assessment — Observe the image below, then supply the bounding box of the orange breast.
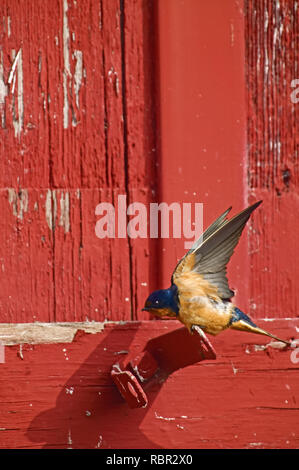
[175,270,233,335]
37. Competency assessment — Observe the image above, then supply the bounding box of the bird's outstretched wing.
[172,201,262,300]
[171,205,232,277]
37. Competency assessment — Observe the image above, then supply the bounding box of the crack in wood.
[119,0,135,320]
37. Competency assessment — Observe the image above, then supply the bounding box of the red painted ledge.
[0,319,298,449]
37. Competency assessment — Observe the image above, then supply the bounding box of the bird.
[143,200,290,349]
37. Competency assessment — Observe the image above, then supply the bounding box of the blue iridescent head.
[142,284,179,317]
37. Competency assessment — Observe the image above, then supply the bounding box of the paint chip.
[8,189,28,220]
[154,412,175,421]
[59,191,70,233]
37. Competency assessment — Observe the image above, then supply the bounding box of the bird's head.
[142,284,179,318]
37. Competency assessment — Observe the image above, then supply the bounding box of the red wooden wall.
[0,0,298,449]
[0,0,157,323]
[245,0,299,319]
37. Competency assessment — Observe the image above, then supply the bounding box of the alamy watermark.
[290,79,299,104]
[0,341,4,364]
[95,195,203,249]
[290,340,299,364]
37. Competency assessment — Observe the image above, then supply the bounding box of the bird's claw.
[190,324,217,358]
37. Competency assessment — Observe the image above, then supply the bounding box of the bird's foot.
[190,325,217,358]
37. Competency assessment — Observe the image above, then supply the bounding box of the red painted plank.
[0,320,298,449]
[53,188,132,321]
[121,0,159,319]
[0,189,54,322]
[156,0,250,310]
[0,0,59,188]
[245,0,299,318]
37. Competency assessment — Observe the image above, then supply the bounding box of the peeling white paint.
[0,48,24,133]
[10,49,24,138]
[230,21,235,47]
[73,50,83,110]
[154,412,175,421]
[45,189,57,231]
[67,429,72,448]
[62,2,83,128]
[38,54,42,74]
[59,191,70,233]
[132,365,147,383]
[19,344,23,360]
[11,65,16,94]
[0,51,8,110]
[7,189,17,217]
[108,66,120,97]
[8,188,28,220]
[20,189,28,219]
[8,49,21,85]
[63,0,70,129]
[63,347,69,361]
[261,317,296,322]
[45,189,53,229]
[253,339,288,351]
[7,16,11,37]
[95,435,103,448]
[113,350,129,355]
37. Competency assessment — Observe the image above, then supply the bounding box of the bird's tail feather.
[230,308,290,346]
[230,320,290,346]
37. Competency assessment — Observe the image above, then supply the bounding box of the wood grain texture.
[245,0,299,318]
[0,0,158,322]
[0,189,54,322]
[0,320,298,449]
[122,0,159,319]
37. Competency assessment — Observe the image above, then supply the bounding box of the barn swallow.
[143,201,290,348]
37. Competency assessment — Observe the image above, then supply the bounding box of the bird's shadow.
[26,324,215,449]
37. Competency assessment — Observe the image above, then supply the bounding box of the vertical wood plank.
[52,0,133,321]
[156,0,249,309]
[0,189,54,322]
[0,0,62,188]
[53,188,132,321]
[121,0,159,319]
[245,0,299,318]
